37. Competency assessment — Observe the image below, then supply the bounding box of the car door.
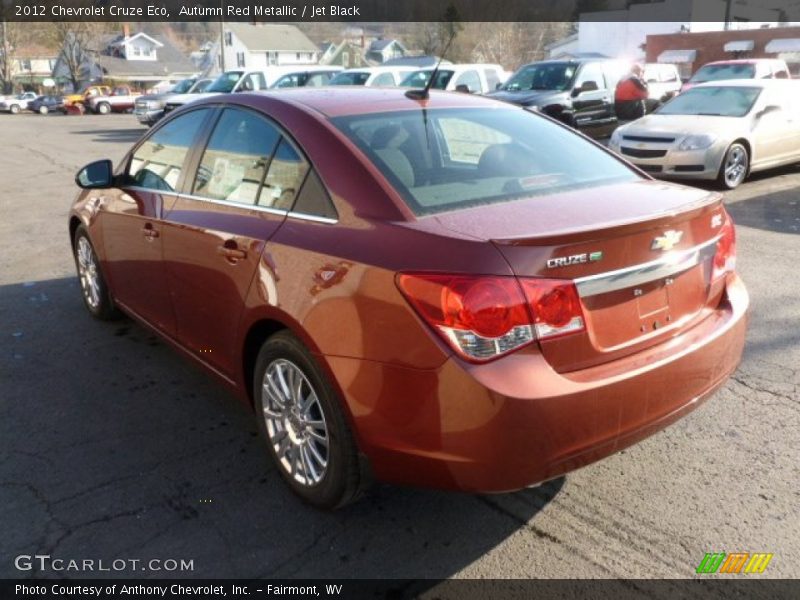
[752,87,799,166]
[161,106,310,378]
[100,107,214,336]
[571,62,614,131]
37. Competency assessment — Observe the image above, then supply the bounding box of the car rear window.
[331,107,639,216]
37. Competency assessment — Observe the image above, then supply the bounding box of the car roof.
[703,58,783,65]
[228,87,515,118]
[693,78,796,89]
[410,63,503,70]
[337,66,414,74]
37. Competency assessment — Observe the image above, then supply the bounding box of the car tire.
[97,102,110,115]
[10,104,19,114]
[253,330,366,509]
[717,142,749,190]
[39,105,48,115]
[72,226,121,321]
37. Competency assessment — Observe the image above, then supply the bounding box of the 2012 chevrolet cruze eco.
[70,88,748,508]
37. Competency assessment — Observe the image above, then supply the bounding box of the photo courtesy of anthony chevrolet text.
[0,0,798,598]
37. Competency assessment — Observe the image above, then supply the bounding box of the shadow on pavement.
[0,276,562,580]
[71,127,146,144]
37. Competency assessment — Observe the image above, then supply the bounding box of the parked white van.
[400,64,509,94]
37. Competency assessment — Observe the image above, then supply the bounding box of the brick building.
[646,26,800,80]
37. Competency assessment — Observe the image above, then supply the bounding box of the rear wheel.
[97,102,111,115]
[39,105,48,115]
[253,331,365,509]
[72,226,120,320]
[718,142,749,189]
[9,104,19,114]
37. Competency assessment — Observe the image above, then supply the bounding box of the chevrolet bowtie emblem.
[651,230,683,251]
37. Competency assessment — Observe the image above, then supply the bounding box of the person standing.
[615,64,649,121]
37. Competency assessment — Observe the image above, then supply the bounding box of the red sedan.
[69,88,747,508]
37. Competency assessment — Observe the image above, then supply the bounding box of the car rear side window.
[484,68,501,90]
[193,108,280,205]
[332,107,638,216]
[455,70,482,93]
[259,138,310,210]
[292,170,337,220]
[128,108,211,192]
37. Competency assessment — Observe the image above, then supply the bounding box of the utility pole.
[724,0,733,31]
[0,20,12,94]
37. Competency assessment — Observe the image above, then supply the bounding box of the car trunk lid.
[431,180,727,372]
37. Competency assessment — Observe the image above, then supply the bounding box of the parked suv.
[488,59,624,137]
[135,77,213,126]
[681,59,790,92]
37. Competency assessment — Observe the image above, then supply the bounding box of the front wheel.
[718,142,749,189]
[39,105,48,115]
[10,104,19,114]
[72,226,120,320]
[253,331,366,509]
[97,102,110,115]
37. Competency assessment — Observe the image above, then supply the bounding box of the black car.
[29,95,65,115]
[487,59,625,138]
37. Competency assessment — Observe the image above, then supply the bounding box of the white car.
[608,79,800,189]
[329,66,417,87]
[643,63,682,104]
[0,92,37,114]
[400,64,509,94]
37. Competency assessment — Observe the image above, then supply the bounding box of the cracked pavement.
[0,114,798,581]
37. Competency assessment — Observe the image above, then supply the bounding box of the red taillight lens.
[397,273,585,362]
[713,215,736,280]
[519,279,586,340]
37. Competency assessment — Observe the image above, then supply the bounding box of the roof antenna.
[405,29,456,101]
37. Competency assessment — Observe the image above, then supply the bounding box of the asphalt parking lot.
[1,113,798,583]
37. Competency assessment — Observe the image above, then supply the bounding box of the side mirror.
[572,80,599,96]
[76,159,114,189]
[757,105,781,119]
[455,84,471,94]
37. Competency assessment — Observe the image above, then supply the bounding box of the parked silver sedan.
[608,79,800,189]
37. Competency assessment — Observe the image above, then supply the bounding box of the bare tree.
[0,21,20,94]
[48,22,107,91]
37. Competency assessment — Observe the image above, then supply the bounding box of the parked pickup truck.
[63,85,111,109]
[0,91,38,114]
[86,86,141,114]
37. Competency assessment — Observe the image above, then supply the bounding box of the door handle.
[141,223,159,239]
[217,243,247,260]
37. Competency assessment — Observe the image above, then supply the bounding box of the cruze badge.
[547,251,603,269]
[651,230,683,252]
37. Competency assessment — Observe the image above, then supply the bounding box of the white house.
[573,0,781,61]
[221,23,319,70]
[366,39,407,64]
[53,30,196,90]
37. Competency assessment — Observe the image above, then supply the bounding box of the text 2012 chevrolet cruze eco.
[69,88,748,508]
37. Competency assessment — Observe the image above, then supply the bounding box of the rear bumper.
[328,275,748,492]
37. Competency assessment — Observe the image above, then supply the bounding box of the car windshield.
[656,86,761,117]
[331,107,638,216]
[501,63,577,92]
[690,63,756,83]
[171,79,196,94]
[192,79,212,93]
[206,71,243,93]
[399,70,455,90]
[330,72,371,86]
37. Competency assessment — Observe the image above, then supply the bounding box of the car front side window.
[128,109,211,192]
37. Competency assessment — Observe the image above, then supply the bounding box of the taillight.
[519,279,586,340]
[712,215,736,280]
[397,273,585,362]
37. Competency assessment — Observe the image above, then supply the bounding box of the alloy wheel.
[723,145,747,188]
[261,358,329,486]
[76,237,101,309]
